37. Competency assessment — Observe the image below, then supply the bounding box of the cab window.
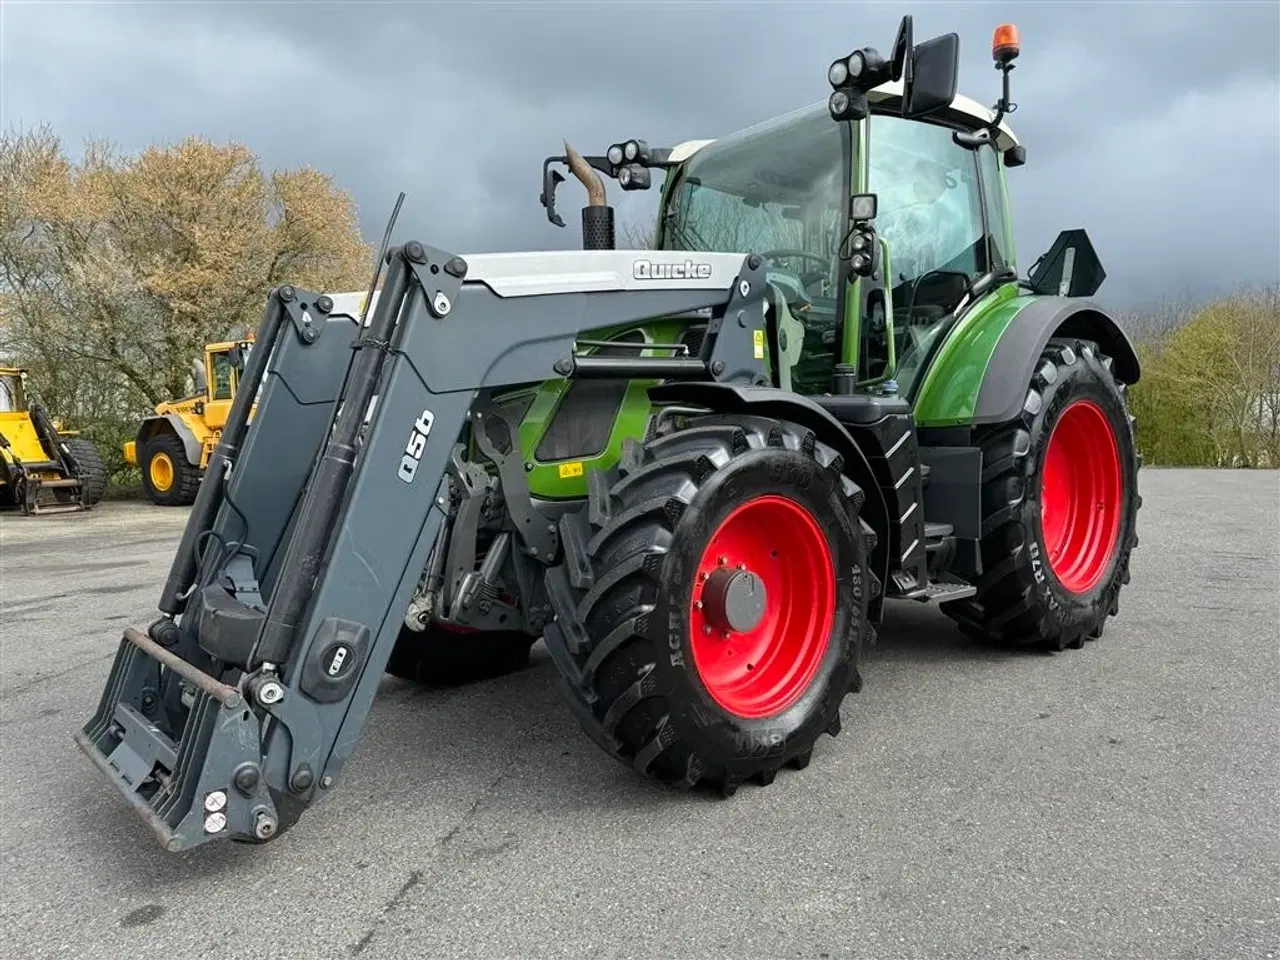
[869,116,987,392]
[976,143,1014,273]
[209,352,234,401]
[0,375,20,412]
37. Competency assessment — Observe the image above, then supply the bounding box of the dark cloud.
[6,1,1278,307]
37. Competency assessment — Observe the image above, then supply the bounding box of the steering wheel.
[757,249,832,292]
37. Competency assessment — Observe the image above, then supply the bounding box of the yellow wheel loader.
[0,367,108,515]
[123,338,254,506]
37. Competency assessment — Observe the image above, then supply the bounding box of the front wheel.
[941,337,1141,650]
[140,433,201,506]
[542,413,879,796]
[63,437,108,505]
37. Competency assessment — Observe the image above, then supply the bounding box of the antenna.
[360,191,406,328]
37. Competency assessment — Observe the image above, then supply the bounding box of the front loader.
[0,367,108,516]
[76,15,1142,852]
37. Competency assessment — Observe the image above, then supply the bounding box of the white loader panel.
[460,250,748,298]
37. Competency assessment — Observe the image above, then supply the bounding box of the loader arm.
[76,242,778,850]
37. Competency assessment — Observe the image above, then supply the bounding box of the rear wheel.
[941,338,1141,650]
[542,413,878,795]
[385,625,536,687]
[140,433,201,506]
[63,437,107,505]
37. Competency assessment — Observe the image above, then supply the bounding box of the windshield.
[661,104,846,284]
[0,374,24,412]
[660,103,849,393]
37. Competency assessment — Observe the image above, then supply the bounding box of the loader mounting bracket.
[471,396,560,562]
[280,286,333,345]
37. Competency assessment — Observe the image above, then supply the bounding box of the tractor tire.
[542,413,878,796]
[384,624,536,687]
[941,337,1141,651]
[140,432,201,506]
[63,437,108,505]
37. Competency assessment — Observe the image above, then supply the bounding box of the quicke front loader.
[76,16,1142,851]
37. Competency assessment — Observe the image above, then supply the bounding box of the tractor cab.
[656,71,1022,403]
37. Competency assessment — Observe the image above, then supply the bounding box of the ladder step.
[924,580,976,603]
[924,521,953,540]
[39,478,81,489]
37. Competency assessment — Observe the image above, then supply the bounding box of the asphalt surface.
[1,468,1277,960]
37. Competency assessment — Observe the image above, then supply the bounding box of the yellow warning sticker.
[558,461,584,479]
[752,329,765,359]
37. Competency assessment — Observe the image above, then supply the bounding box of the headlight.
[828,58,849,87]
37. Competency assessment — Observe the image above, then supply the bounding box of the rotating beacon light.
[992,23,1020,66]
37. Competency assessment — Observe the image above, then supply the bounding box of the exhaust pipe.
[565,141,614,251]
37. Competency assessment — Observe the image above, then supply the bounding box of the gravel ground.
[1,467,1277,960]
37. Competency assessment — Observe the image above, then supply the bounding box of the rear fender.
[914,293,1141,428]
[648,381,891,614]
[138,414,202,466]
[972,297,1141,425]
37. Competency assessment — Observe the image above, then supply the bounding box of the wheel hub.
[1039,398,1123,594]
[687,495,837,719]
[700,566,768,635]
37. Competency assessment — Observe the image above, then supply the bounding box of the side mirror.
[903,32,960,119]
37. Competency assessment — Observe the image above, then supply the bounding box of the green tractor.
[77,15,1140,851]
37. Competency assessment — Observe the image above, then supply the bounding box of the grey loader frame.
[75,241,775,850]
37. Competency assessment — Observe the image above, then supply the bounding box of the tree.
[1128,285,1280,467]
[0,124,374,472]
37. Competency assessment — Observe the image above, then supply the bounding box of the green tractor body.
[75,16,1142,852]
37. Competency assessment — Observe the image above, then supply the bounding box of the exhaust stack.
[564,141,615,251]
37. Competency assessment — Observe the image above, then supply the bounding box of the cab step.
[923,579,976,603]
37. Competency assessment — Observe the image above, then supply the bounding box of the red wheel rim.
[688,495,836,719]
[1039,399,1123,593]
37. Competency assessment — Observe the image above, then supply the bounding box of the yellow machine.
[0,366,107,515]
[123,338,254,506]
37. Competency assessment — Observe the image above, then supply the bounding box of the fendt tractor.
[76,16,1142,851]
[0,366,107,516]
[123,337,256,506]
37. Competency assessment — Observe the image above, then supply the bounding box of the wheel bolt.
[694,601,703,610]
[718,556,727,565]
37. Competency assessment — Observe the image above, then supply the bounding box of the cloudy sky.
[4,1,1278,308]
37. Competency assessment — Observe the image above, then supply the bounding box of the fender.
[914,292,1142,428]
[648,381,891,613]
[972,296,1141,425]
[137,414,203,466]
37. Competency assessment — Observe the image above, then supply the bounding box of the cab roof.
[668,81,1020,163]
